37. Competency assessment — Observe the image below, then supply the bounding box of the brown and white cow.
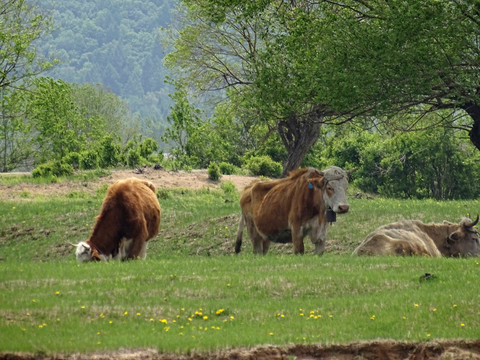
[235,166,352,255]
[74,177,161,262]
[353,216,480,257]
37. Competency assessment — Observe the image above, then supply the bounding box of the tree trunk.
[277,111,322,177]
[462,102,480,151]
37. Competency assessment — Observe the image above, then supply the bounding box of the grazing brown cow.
[74,178,161,262]
[235,166,352,255]
[353,216,480,257]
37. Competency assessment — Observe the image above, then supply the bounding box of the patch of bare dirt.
[0,168,258,200]
[2,340,480,360]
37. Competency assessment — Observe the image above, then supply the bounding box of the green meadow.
[0,173,479,355]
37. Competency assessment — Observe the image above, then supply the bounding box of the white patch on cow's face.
[75,241,92,263]
[322,167,350,214]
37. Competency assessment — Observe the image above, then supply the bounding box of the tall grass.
[0,174,479,354]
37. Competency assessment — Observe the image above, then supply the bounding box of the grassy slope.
[0,173,479,354]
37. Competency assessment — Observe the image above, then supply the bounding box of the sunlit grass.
[1,175,480,354]
[1,256,479,353]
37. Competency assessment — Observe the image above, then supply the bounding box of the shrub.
[208,162,221,181]
[52,161,74,177]
[219,162,238,175]
[32,163,53,178]
[32,161,73,178]
[140,137,159,159]
[220,180,236,194]
[99,135,121,168]
[62,152,81,169]
[126,148,142,168]
[244,155,282,177]
[80,151,99,170]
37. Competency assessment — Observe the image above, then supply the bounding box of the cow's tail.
[235,213,245,254]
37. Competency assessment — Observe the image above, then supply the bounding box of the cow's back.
[112,178,161,239]
[354,220,442,257]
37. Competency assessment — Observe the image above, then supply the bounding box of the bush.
[219,162,238,175]
[32,163,53,178]
[62,152,81,169]
[244,155,282,177]
[140,137,159,159]
[80,151,99,170]
[32,161,73,178]
[126,149,142,168]
[220,180,236,194]
[208,162,221,181]
[99,135,121,168]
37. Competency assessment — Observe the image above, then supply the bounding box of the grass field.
[0,172,479,355]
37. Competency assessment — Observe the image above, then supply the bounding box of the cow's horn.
[464,214,479,228]
[347,168,358,175]
[68,242,78,247]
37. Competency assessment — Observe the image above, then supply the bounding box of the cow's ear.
[448,231,460,245]
[310,177,326,189]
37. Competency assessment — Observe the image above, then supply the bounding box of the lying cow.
[353,216,480,257]
[235,166,353,255]
[74,177,161,262]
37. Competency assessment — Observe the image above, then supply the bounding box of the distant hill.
[36,0,174,124]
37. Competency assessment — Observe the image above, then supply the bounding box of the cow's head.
[72,241,104,262]
[444,215,480,257]
[321,166,354,214]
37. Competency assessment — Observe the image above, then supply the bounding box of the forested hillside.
[36,0,173,121]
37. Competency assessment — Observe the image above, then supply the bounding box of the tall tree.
[0,88,31,171]
[0,0,52,90]
[167,0,480,173]
[166,1,335,174]
[0,0,52,171]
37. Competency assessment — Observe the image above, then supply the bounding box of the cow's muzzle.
[336,204,350,214]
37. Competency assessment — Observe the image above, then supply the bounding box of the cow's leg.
[126,220,149,260]
[235,214,245,254]
[138,242,148,259]
[291,225,305,254]
[262,238,270,255]
[246,217,265,254]
[310,221,328,255]
[252,235,264,254]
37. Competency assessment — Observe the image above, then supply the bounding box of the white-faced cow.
[235,166,353,255]
[74,177,161,262]
[353,216,480,257]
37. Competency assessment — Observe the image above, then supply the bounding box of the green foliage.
[207,162,221,181]
[79,151,99,170]
[309,125,480,200]
[126,149,142,168]
[139,137,158,159]
[219,162,239,175]
[244,155,282,178]
[220,180,236,195]
[62,152,81,169]
[98,135,121,168]
[32,160,73,178]
[0,88,31,172]
[0,0,53,91]
[121,135,159,168]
